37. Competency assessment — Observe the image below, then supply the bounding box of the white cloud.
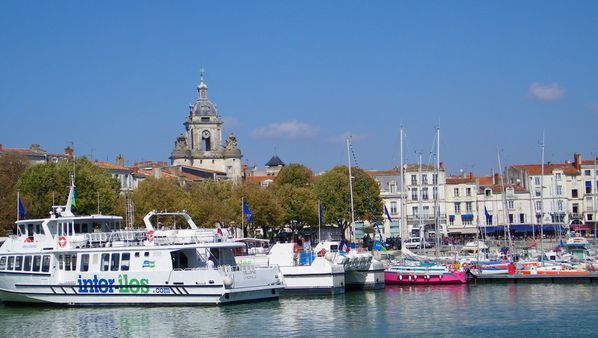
[528,82,566,102]
[327,132,369,144]
[251,120,319,139]
[222,116,241,129]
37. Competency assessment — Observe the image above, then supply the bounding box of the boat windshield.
[47,218,122,236]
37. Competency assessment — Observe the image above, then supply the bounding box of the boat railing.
[152,229,221,246]
[56,229,226,248]
[85,231,147,247]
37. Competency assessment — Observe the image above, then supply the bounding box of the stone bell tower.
[170,69,242,181]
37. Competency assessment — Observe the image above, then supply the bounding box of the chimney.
[115,154,124,167]
[0,144,3,151]
[64,146,73,158]
[573,153,581,170]
[469,172,474,179]
[439,161,445,170]
[494,173,500,185]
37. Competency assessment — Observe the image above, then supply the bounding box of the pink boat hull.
[384,271,467,285]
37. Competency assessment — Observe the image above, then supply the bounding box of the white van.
[404,237,432,249]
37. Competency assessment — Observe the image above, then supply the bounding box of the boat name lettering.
[77,274,149,294]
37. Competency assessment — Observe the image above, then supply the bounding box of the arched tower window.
[202,130,211,151]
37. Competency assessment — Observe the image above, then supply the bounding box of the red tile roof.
[94,161,132,171]
[478,176,494,185]
[246,176,274,184]
[511,163,579,175]
[581,158,598,166]
[446,176,476,185]
[366,169,400,176]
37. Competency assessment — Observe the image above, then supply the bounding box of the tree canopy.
[274,184,318,232]
[273,163,314,187]
[233,182,282,238]
[130,177,190,225]
[187,180,236,227]
[314,166,383,239]
[0,153,31,234]
[15,157,121,219]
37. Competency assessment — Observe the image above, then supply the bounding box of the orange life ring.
[58,236,67,248]
[146,230,155,242]
[462,262,469,270]
[448,264,456,273]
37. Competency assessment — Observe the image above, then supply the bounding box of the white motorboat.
[236,241,345,295]
[0,185,284,305]
[315,241,385,290]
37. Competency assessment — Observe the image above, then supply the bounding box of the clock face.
[202,130,211,138]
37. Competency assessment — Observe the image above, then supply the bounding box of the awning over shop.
[479,224,566,234]
[461,214,474,220]
[449,227,479,234]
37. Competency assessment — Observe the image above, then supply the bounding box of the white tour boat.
[0,186,284,305]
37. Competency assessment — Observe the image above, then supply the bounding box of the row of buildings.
[2,73,596,239]
[368,153,597,240]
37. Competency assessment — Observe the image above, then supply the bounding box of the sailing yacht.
[340,138,385,290]
[385,128,467,285]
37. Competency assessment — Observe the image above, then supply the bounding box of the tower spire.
[197,66,208,99]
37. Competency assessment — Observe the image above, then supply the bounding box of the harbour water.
[1,284,597,337]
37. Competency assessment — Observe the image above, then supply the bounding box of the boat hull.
[384,271,467,285]
[0,284,283,305]
[279,265,345,295]
[345,260,385,290]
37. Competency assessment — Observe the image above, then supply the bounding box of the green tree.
[16,157,121,219]
[187,180,236,227]
[274,184,317,233]
[273,163,314,187]
[0,153,30,234]
[313,166,383,240]
[130,177,190,226]
[233,182,282,238]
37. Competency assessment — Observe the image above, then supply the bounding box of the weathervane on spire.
[200,66,205,82]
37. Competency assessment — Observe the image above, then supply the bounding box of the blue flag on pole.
[484,206,490,224]
[318,201,323,225]
[18,195,26,220]
[243,200,252,223]
[384,205,392,222]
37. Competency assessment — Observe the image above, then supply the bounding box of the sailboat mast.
[435,127,440,257]
[346,138,356,242]
[539,135,545,265]
[497,150,513,251]
[594,155,597,248]
[418,153,423,252]
[400,128,406,243]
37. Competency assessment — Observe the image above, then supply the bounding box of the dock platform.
[469,272,598,284]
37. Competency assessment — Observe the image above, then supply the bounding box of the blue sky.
[1,1,596,176]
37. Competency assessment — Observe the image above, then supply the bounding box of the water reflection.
[1,285,597,337]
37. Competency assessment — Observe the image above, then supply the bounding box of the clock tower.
[170,70,242,181]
